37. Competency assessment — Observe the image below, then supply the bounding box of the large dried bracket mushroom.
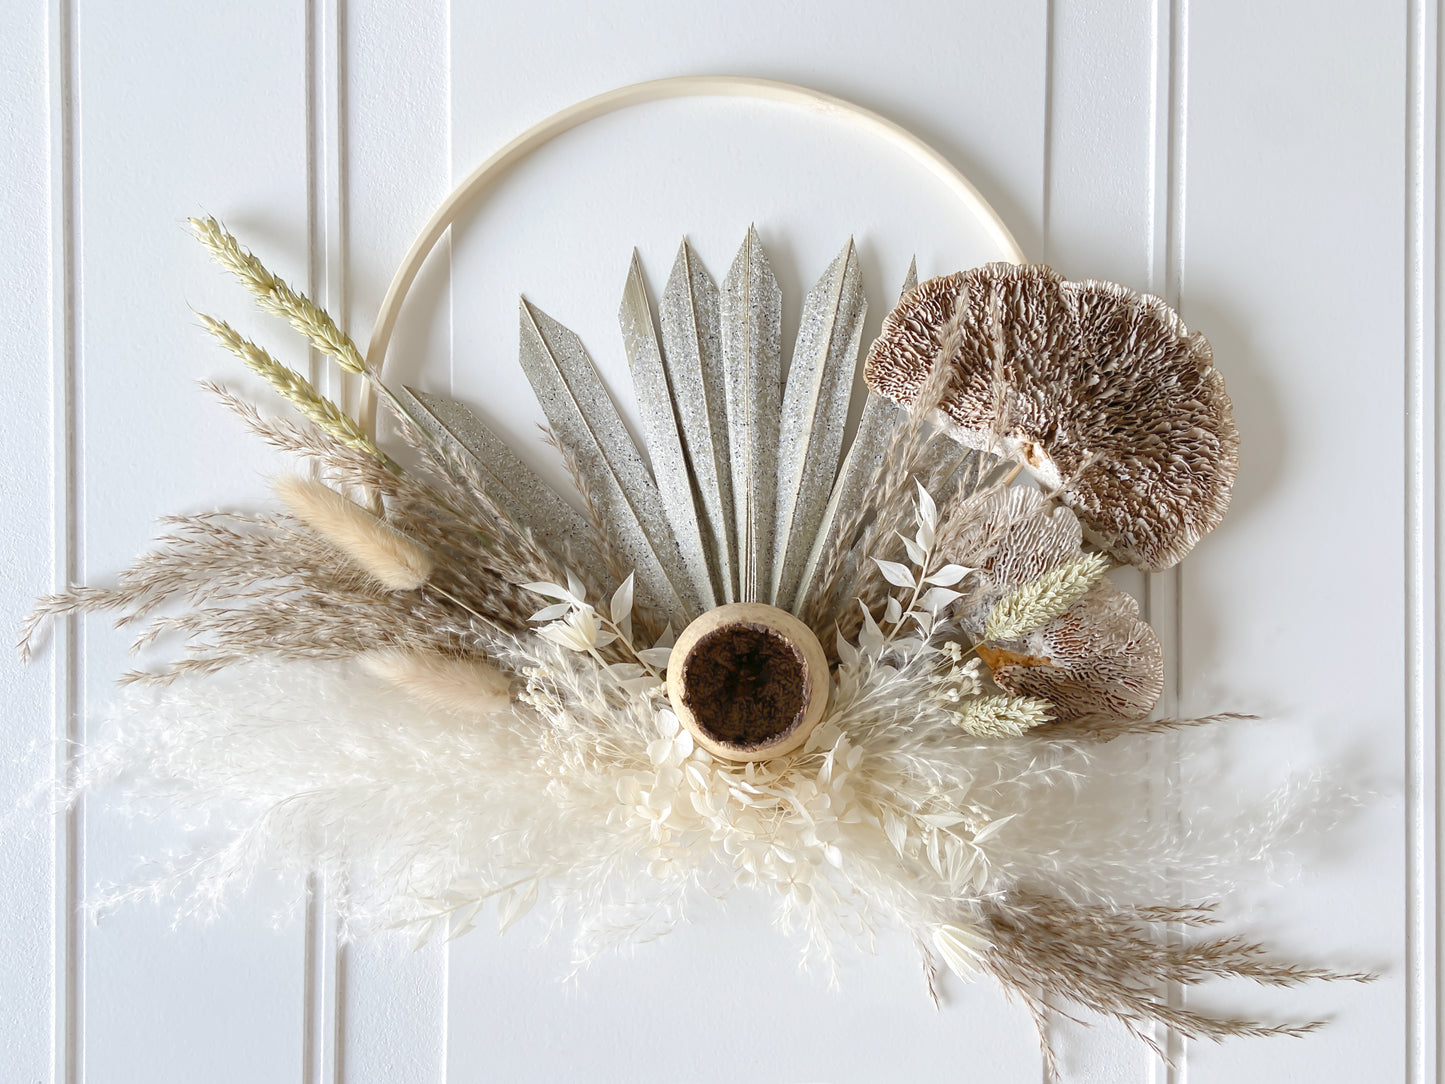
[864,263,1239,571]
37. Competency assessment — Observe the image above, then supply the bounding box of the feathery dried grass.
[1038,712,1257,744]
[21,387,544,680]
[199,316,388,464]
[542,426,627,589]
[981,890,1372,1074]
[17,510,348,661]
[210,386,560,623]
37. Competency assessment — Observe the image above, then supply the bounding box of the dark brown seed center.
[680,621,809,748]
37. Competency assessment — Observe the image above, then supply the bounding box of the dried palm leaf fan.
[22,76,1366,1077]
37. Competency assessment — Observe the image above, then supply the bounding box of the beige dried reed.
[275,475,432,591]
[190,216,367,375]
[361,649,512,715]
[209,386,555,632]
[199,316,389,465]
[542,426,627,590]
[981,890,1373,1074]
[1037,711,1257,743]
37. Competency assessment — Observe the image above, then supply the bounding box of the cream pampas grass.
[274,475,432,591]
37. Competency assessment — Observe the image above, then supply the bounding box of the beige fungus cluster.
[946,487,1165,722]
[864,263,1239,572]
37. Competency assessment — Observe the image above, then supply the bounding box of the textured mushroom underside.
[946,487,1165,722]
[864,263,1240,571]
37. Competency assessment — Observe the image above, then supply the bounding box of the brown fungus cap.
[865,264,1239,571]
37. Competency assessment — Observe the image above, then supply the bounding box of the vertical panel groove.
[1039,7,1055,1081]
[1435,9,1443,1081]
[1162,2,1188,1078]
[441,2,454,1078]
[1040,0,1055,267]
[1405,1,1440,1082]
[47,0,82,1079]
[302,0,348,1080]
[1147,0,1189,1078]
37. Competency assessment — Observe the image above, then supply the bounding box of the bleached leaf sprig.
[866,483,977,649]
[982,552,1109,642]
[524,571,667,693]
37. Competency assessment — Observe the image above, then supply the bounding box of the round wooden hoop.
[359,74,1025,433]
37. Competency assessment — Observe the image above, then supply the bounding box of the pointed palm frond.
[619,251,718,610]
[393,386,609,587]
[795,259,919,612]
[721,226,783,604]
[771,240,868,610]
[529,239,985,635]
[517,299,696,618]
[658,241,738,603]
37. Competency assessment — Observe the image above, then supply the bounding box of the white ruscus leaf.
[610,573,635,626]
[933,923,990,979]
[873,558,916,590]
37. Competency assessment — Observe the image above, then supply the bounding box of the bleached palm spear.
[406,230,939,632]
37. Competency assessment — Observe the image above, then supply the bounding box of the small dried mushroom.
[865,263,1239,571]
[977,584,1164,722]
[947,487,1164,722]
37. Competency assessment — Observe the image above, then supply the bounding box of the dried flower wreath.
[20,78,1368,1074]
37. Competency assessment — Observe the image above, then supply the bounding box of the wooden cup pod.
[666,603,830,763]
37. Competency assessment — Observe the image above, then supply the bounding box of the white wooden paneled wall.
[0,1,1434,1080]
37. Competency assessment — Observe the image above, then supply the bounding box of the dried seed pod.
[667,603,829,762]
[944,485,1083,590]
[865,264,1239,571]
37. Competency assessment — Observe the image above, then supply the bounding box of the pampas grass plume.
[275,475,432,590]
[361,649,512,714]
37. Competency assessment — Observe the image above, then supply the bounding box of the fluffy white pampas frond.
[75,645,1355,969]
[79,659,552,932]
